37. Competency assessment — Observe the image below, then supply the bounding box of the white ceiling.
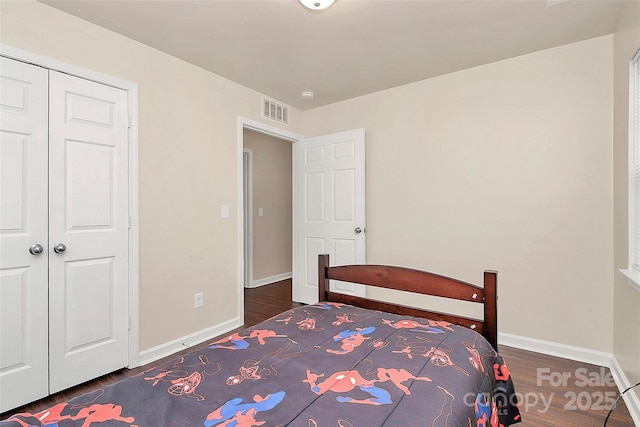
[41,0,625,110]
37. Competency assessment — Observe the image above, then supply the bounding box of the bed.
[1,254,521,426]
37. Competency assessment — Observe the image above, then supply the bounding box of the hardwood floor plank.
[1,279,635,426]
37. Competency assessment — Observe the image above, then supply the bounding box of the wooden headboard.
[318,254,498,350]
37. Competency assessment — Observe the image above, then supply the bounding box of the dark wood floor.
[2,279,635,426]
[499,346,634,426]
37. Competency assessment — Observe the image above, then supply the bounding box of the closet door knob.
[29,244,44,255]
[53,243,67,254]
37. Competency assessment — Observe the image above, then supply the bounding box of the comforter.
[2,302,521,426]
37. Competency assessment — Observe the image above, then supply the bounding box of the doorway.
[237,118,301,324]
[243,130,294,289]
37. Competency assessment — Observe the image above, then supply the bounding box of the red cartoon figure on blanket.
[6,402,135,427]
[275,309,325,331]
[382,318,453,334]
[424,346,469,376]
[204,391,286,427]
[142,354,220,401]
[227,339,319,385]
[209,329,285,350]
[209,332,250,350]
[391,335,469,376]
[6,403,74,427]
[493,363,510,381]
[465,342,485,373]
[72,403,135,426]
[248,329,286,345]
[475,393,501,427]
[332,313,354,327]
[303,363,431,405]
[314,302,347,310]
[326,327,375,355]
[168,371,205,400]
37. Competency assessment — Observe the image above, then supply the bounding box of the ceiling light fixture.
[298,0,336,12]
[301,91,314,100]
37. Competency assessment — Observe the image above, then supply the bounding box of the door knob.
[354,227,363,234]
[29,244,44,255]
[53,243,67,254]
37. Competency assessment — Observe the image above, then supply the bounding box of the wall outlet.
[194,292,204,308]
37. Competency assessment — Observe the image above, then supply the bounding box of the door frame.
[0,44,141,368]
[237,117,301,323]
[242,148,254,288]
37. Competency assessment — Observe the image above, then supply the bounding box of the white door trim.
[0,44,141,368]
[237,117,302,325]
[243,148,254,289]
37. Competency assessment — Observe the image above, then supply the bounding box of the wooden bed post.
[483,270,498,350]
[318,254,330,302]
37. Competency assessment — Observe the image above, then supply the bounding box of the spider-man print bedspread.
[2,303,521,427]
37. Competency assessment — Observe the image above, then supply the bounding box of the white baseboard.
[609,356,640,426]
[499,332,614,367]
[247,272,292,289]
[499,332,640,425]
[137,317,242,367]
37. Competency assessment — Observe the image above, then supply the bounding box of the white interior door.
[0,57,50,412]
[293,128,366,304]
[48,71,130,393]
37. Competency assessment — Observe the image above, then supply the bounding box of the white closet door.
[48,71,129,393]
[0,57,50,412]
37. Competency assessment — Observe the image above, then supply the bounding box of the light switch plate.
[194,292,203,308]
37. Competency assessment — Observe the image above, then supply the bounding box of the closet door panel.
[0,57,49,413]
[48,71,129,393]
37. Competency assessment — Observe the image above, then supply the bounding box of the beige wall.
[0,0,303,351]
[2,0,634,363]
[243,130,292,282]
[303,36,615,352]
[613,0,640,399]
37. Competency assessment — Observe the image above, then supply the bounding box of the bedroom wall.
[243,130,293,284]
[0,0,626,360]
[302,36,615,353]
[0,0,303,351]
[613,0,640,400]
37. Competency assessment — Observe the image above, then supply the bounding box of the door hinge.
[128,316,132,330]
[128,215,131,229]
[127,115,132,129]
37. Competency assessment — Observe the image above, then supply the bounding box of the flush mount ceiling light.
[298,0,336,12]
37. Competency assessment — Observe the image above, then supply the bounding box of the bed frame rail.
[318,254,498,350]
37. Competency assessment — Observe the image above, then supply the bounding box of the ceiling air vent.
[263,98,289,125]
